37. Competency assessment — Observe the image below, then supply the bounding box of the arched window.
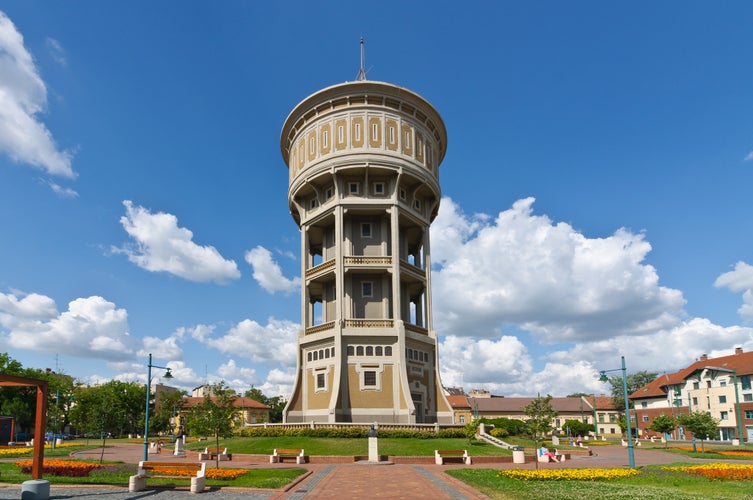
[375,346,383,356]
[357,346,364,356]
[366,346,373,356]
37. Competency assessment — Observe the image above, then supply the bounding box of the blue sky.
[2,1,753,399]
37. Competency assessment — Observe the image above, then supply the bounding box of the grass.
[184,436,509,456]
[0,461,306,489]
[447,464,753,500]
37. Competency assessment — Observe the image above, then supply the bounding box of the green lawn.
[447,465,753,500]
[0,461,306,488]
[185,436,510,456]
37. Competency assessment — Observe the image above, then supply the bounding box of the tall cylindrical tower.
[280,80,452,423]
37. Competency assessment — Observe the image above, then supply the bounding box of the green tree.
[562,419,594,438]
[523,395,557,442]
[678,411,719,452]
[609,370,658,419]
[152,389,187,437]
[188,382,237,467]
[649,414,677,448]
[243,387,285,423]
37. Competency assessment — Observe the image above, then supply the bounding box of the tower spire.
[357,37,367,81]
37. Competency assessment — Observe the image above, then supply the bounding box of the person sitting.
[539,445,559,462]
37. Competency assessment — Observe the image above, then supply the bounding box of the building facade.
[630,347,753,443]
[280,79,452,423]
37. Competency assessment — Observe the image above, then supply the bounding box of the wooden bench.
[129,461,206,493]
[270,448,307,464]
[198,446,232,461]
[537,449,565,463]
[435,449,471,465]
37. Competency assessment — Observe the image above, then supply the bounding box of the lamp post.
[598,356,635,468]
[143,353,173,461]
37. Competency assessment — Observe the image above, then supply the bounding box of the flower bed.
[497,468,640,481]
[662,463,753,481]
[14,459,103,477]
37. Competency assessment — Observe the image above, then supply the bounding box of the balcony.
[344,256,392,267]
[306,259,336,279]
[305,321,335,335]
[344,319,394,328]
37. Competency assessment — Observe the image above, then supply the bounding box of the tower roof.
[280,80,447,166]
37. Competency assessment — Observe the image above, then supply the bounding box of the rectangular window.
[642,415,649,422]
[325,187,333,199]
[373,182,385,195]
[459,415,465,424]
[693,382,700,390]
[361,222,372,238]
[309,198,318,209]
[720,411,728,420]
[742,376,751,390]
[598,415,604,423]
[641,402,647,408]
[413,199,421,210]
[361,282,373,297]
[316,372,325,389]
[364,370,377,387]
[349,182,360,194]
[744,393,753,402]
[720,379,727,387]
[745,410,753,419]
[399,188,407,200]
[692,397,698,406]
[719,395,727,404]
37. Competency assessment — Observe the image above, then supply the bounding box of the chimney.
[735,347,743,355]
[700,354,708,361]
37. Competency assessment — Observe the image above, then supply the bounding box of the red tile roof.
[447,395,470,409]
[630,348,753,400]
[467,397,593,413]
[181,396,270,409]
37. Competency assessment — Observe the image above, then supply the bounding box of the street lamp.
[143,353,173,461]
[598,355,635,468]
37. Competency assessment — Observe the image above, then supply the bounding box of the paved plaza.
[0,443,705,499]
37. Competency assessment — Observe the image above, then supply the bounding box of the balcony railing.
[344,319,394,329]
[305,321,335,335]
[305,259,336,278]
[344,256,392,266]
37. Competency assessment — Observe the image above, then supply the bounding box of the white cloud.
[245,246,300,294]
[715,261,753,321]
[257,368,295,398]
[438,335,532,390]
[200,317,299,366]
[139,334,184,361]
[47,180,78,198]
[0,12,74,177]
[45,37,66,66]
[430,197,686,343]
[0,292,135,360]
[215,359,259,393]
[745,151,753,161]
[113,200,241,283]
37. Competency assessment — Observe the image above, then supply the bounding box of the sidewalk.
[0,443,699,499]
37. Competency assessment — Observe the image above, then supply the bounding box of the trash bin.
[512,446,525,464]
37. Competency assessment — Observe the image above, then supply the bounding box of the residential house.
[630,347,753,443]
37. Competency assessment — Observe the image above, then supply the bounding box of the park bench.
[537,449,565,463]
[198,446,232,461]
[270,448,307,464]
[129,460,206,493]
[434,449,471,465]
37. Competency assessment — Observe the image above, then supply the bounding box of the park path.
[0,442,706,499]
